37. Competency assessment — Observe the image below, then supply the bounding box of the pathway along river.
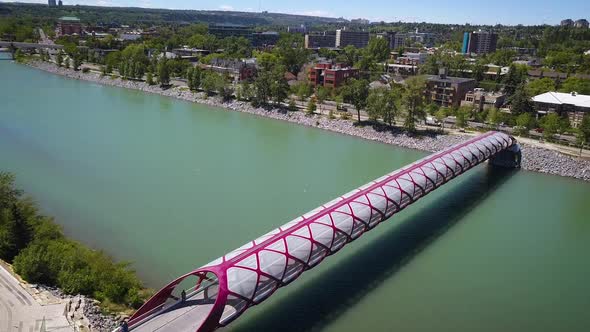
[2,60,590,331]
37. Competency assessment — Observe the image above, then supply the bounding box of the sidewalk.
[0,262,73,332]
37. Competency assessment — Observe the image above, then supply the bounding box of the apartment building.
[425,70,477,108]
[309,63,359,88]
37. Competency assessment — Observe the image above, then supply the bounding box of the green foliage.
[540,113,561,140]
[0,17,37,42]
[558,77,590,95]
[237,82,254,101]
[200,71,225,96]
[341,79,370,122]
[291,82,313,101]
[503,64,528,97]
[366,37,390,63]
[366,87,399,125]
[526,78,556,96]
[515,113,536,135]
[576,114,590,148]
[146,72,155,85]
[456,106,471,128]
[273,33,310,75]
[510,83,534,115]
[0,173,146,308]
[306,98,317,114]
[402,76,427,131]
[56,51,63,67]
[252,62,289,106]
[288,98,298,112]
[157,59,171,86]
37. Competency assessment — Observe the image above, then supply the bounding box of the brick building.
[425,70,477,108]
[309,63,359,88]
[58,16,82,36]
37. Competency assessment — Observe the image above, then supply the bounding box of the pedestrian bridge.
[122,131,521,332]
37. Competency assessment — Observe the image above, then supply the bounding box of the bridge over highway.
[120,131,521,332]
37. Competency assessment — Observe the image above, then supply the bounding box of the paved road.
[0,266,73,332]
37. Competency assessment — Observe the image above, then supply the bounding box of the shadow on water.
[231,166,517,332]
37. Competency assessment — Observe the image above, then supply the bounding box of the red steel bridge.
[121,131,521,332]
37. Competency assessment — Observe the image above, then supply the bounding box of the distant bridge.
[0,41,64,50]
[121,131,521,332]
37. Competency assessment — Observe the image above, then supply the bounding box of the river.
[1,60,590,332]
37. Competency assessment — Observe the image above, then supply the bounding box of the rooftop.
[532,92,590,108]
[426,75,475,84]
[59,16,80,22]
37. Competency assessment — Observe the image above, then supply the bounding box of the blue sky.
[9,0,590,25]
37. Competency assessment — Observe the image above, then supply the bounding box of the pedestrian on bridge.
[181,289,186,302]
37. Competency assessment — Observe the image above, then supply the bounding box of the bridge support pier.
[489,143,521,168]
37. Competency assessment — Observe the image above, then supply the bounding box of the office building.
[208,24,253,39]
[335,29,370,48]
[48,0,56,6]
[304,33,336,49]
[462,30,498,55]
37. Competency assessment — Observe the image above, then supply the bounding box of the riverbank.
[25,60,590,181]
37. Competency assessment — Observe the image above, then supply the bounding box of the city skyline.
[3,0,590,25]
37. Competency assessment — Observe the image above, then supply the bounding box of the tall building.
[58,0,63,6]
[335,29,370,48]
[462,30,498,55]
[304,33,336,49]
[574,19,589,28]
[561,19,574,27]
[48,0,56,6]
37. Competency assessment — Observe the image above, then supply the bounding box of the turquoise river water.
[1,60,590,331]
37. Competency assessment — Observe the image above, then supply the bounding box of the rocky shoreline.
[26,60,590,182]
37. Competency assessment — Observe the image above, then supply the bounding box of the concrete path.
[0,266,73,332]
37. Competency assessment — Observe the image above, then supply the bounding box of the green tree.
[510,83,534,115]
[146,72,155,85]
[56,51,63,67]
[526,78,556,96]
[288,98,298,112]
[273,34,309,75]
[342,79,370,122]
[237,82,254,101]
[315,86,329,113]
[515,113,535,135]
[366,88,399,126]
[503,64,527,97]
[435,108,448,132]
[456,106,470,129]
[157,59,170,86]
[487,108,502,128]
[576,114,590,155]
[366,37,390,62]
[306,98,317,114]
[540,113,561,140]
[402,76,427,132]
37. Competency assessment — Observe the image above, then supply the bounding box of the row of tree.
[0,172,148,308]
